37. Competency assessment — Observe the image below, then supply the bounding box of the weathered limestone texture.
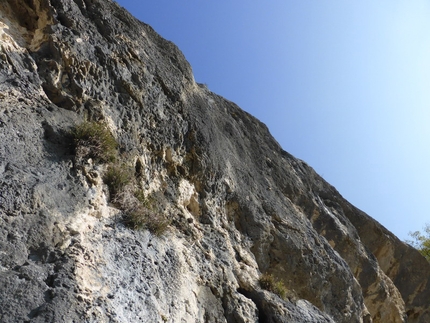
[0,0,429,322]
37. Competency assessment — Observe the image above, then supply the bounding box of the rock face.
[0,0,429,322]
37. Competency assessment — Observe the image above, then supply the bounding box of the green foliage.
[406,224,430,262]
[103,164,133,198]
[72,121,117,163]
[259,273,288,300]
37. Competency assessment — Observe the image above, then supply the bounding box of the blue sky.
[115,0,430,241]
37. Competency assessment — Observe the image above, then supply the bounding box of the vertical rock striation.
[0,0,429,322]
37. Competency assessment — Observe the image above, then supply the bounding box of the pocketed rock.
[0,1,429,322]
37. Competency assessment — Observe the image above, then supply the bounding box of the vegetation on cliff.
[72,120,170,235]
[407,224,430,262]
[72,121,118,163]
[1,0,429,322]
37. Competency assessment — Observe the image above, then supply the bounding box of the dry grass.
[259,273,288,300]
[72,121,117,163]
[103,163,133,198]
[113,185,170,236]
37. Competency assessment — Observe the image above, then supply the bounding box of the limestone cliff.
[0,0,429,322]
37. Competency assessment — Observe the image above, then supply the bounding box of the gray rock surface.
[0,0,429,322]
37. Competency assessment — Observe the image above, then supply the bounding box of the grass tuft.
[259,273,288,300]
[112,185,170,236]
[103,163,133,198]
[125,206,170,236]
[72,121,117,163]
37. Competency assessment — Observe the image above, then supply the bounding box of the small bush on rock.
[125,206,170,236]
[112,185,170,236]
[406,223,430,263]
[103,164,133,198]
[72,121,117,163]
[259,273,288,300]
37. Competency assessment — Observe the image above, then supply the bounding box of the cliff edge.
[0,0,429,322]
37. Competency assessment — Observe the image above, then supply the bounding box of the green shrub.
[72,121,117,163]
[259,273,288,300]
[103,164,133,198]
[406,224,430,262]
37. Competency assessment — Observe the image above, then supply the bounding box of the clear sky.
[115,0,430,241]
